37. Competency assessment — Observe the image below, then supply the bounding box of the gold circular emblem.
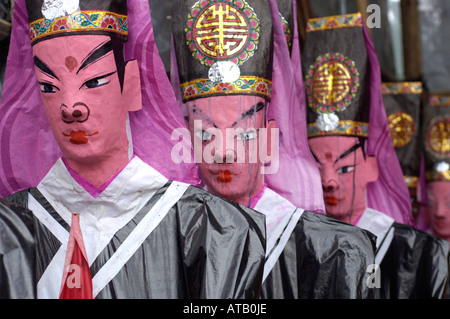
[312,61,352,106]
[305,53,359,114]
[427,117,450,157]
[387,112,416,148]
[185,0,260,67]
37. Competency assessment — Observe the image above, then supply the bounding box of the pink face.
[186,95,274,206]
[32,35,141,165]
[308,136,379,224]
[425,181,450,242]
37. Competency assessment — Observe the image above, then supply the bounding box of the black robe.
[0,198,36,299]
[356,208,450,299]
[374,222,450,299]
[250,186,376,299]
[260,210,377,299]
[3,157,266,299]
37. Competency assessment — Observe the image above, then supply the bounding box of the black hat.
[381,81,423,218]
[423,94,450,182]
[26,0,128,45]
[381,82,423,188]
[171,0,273,102]
[302,13,370,138]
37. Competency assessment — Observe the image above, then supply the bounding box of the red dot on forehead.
[65,56,78,72]
[325,152,333,160]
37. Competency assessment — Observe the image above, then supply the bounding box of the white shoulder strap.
[357,208,395,265]
[91,181,189,298]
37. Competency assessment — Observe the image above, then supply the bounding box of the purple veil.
[0,0,201,197]
[363,24,413,225]
[267,0,325,213]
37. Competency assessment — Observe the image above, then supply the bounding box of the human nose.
[60,102,90,123]
[213,131,237,163]
[434,202,448,219]
[213,147,237,163]
[321,167,339,192]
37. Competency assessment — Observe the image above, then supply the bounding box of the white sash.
[253,187,304,283]
[357,208,395,265]
[91,181,189,297]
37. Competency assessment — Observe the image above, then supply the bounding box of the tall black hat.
[171,0,273,102]
[302,13,370,138]
[382,82,423,188]
[381,81,423,218]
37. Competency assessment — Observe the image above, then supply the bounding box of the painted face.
[186,95,274,206]
[425,181,450,242]
[32,35,141,166]
[308,136,378,224]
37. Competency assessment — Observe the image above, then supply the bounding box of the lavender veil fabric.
[0,0,200,197]
[267,0,325,213]
[362,25,413,225]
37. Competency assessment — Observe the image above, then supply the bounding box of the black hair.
[111,35,126,93]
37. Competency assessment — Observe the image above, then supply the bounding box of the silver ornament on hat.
[316,112,340,132]
[434,161,450,173]
[208,61,241,84]
[42,0,80,20]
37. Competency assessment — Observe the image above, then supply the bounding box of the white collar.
[357,207,395,265]
[253,187,304,283]
[36,156,169,264]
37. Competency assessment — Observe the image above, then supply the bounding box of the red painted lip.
[209,169,234,183]
[435,220,447,229]
[217,170,233,183]
[62,130,98,144]
[324,196,344,206]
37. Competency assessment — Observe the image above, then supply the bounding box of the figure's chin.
[59,142,106,164]
[325,208,349,221]
[432,224,450,240]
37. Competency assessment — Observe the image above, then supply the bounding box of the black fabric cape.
[0,198,36,299]
[374,222,450,299]
[260,211,377,299]
[4,182,266,299]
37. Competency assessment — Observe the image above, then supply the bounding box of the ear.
[265,119,277,158]
[365,155,379,183]
[122,59,142,112]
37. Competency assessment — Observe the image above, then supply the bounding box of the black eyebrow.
[77,40,113,74]
[232,101,267,127]
[335,143,362,164]
[34,56,59,80]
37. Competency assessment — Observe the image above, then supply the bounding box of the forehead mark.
[325,152,333,160]
[65,56,78,72]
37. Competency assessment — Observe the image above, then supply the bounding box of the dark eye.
[238,130,257,141]
[39,82,59,93]
[337,166,355,174]
[196,130,214,141]
[81,77,110,90]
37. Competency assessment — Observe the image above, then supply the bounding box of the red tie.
[59,213,93,299]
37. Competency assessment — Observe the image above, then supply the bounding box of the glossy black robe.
[4,182,266,299]
[0,198,36,299]
[260,211,377,299]
[374,222,450,299]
